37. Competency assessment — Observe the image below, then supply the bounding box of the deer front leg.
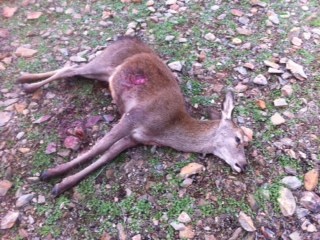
[51,136,137,197]
[40,115,134,181]
[17,70,59,83]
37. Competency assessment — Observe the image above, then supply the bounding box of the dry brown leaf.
[2,6,18,18]
[27,11,42,20]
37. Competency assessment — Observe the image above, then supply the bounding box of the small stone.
[0,112,13,127]
[231,9,244,17]
[15,47,38,58]
[235,66,247,75]
[247,194,259,211]
[289,231,302,240]
[125,28,135,36]
[70,55,86,62]
[296,207,309,219]
[281,176,302,190]
[238,211,256,232]
[236,27,252,35]
[27,11,42,20]
[304,169,319,191]
[303,32,311,40]
[274,98,288,107]
[243,62,255,70]
[253,74,268,85]
[179,163,205,178]
[0,211,19,229]
[250,0,267,7]
[18,148,30,154]
[271,113,285,125]
[178,212,191,223]
[38,195,46,204]
[264,60,280,69]
[238,16,250,25]
[281,85,293,97]
[286,59,307,80]
[0,180,13,196]
[181,178,193,187]
[229,228,243,240]
[268,12,280,24]
[256,99,266,109]
[168,61,183,71]
[16,193,34,207]
[278,187,296,216]
[241,126,253,142]
[268,68,284,74]
[2,7,18,18]
[165,0,177,5]
[205,235,217,240]
[235,83,248,93]
[291,37,302,46]
[232,38,242,45]
[300,191,320,213]
[170,221,186,231]
[132,234,142,240]
[204,33,216,41]
[165,35,175,41]
[179,225,195,239]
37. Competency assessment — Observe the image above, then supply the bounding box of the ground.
[0,0,320,239]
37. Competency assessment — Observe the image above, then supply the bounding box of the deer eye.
[235,137,241,144]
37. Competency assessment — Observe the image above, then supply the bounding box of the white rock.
[165,0,177,5]
[165,35,175,41]
[125,28,135,36]
[289,231,302,240]
[274,98,288,107]
[0,211,20,229]
[281,85,293,97]
[16,193,35,208]
[168,61,183,71]
[281,176,302,190]
[268,12,280,24]
[264,60,280,69]
[204,33,216,41]
[253,74,268,85]
[286,60,307,80]
[291,37,302,46]
[178,212,191,223]
[0,112,13,127]
[170,221,186,231]
[238,211,256,232]
[270,113,285,125]
[268,68,284,74]
[278,187,296,216]
[179,163,205,178]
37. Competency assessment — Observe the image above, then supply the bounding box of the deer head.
[211,91,248,172]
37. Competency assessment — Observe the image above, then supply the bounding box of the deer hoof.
[39,171,50,181]
[22,84,38,93]
[51,185,62,198]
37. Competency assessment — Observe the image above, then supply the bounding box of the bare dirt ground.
[0,0,319,239]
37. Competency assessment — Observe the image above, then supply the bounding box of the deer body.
[17,37,248,196]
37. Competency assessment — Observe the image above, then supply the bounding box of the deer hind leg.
[17,64,113,93]
[51,136,137,197]
[40,114,134,181]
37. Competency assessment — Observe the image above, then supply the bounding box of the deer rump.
[17,37,249,197]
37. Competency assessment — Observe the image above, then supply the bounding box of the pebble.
[0,211,20,229]
[165,35,175,41]
[300,191,320,213]
[264,60,280,69]
[238,211,256,232]
[291,37,302,46]
[179,225,195,239]
[232,38,242,45]
[64,136,81,150]
[301,220,317,232]
[170,221,186,231]
[296,207,309,219]
[289,231,302,240]
[132,234,141,240]
[278,187,296,216]
[268,68,284,74]
[270,113,285,125]
[231,9,244,17]
[204,33,216,41]
[15,47,38,57]
[0,180,13,196]
[274,98,288,107]
[253,74,268,85]
[165,0,177,5]
[0,112,13,127]
[281,85,293,97]
[286,59,307,80]
[281,176,302,190]
[179,163,205,178]
[268,11,280,24]
[304,169,319,191]
[178,212,191,223]
[181,178,193,187]
[237,27,252,35]
[243,62,255,70]
[16,193,35,207]
[168,61,183,71]
[235,83,248,93]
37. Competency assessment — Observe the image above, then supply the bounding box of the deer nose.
[235,163,247,172]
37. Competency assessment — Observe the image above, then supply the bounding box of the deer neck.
[161,115,220,154]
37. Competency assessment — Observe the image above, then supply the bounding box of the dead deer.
[17,37,249,197]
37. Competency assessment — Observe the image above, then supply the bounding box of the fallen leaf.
[27,11,42,20]
[2,6,18,18]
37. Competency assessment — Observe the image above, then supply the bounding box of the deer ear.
[221,91,235,120]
